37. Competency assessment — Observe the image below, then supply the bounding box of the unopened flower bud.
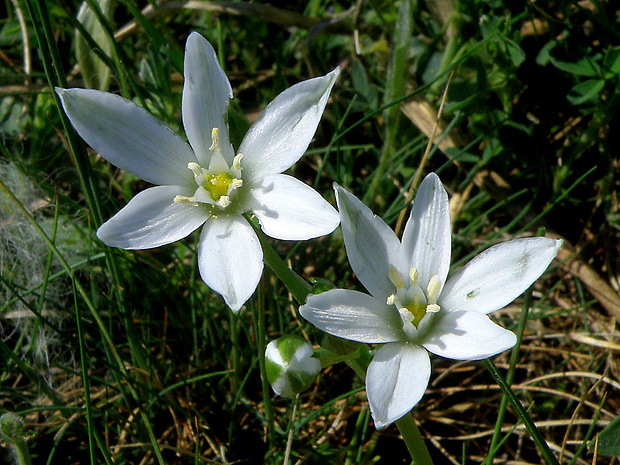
[265,335,321,398]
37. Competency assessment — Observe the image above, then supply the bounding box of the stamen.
[174,194,199,206]
[409,267,419,285]
[386,294,396,306]
[427,275,441,305]
[187,162,203,178]
[209,127,220,151]
[217,196,231,208]
[233,153,243,171]
[181,131,243,211]
[426,303,440,313]
[389,267,404,289]
[399,308,414,323]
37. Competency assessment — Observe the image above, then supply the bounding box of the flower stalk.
[254,280,275,447]
[395,414,434,465]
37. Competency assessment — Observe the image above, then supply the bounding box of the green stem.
[283,395,299,465]
[0,414,32,465]
[254,280,275,448]
[229,311,241,394]
[395,414,434,465]
[11,438,32,465]
[484,359,560,465]
[486,288,532,463]
[73,279,96,465]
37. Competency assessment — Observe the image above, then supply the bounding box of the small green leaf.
[504,39,526,68]
[550,56,601,77]
[603,47,620,75]
[567,79,604,105]
[597,415,620,456]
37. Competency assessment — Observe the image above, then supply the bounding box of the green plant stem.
[73,279,96,465]
[0,414,32,465]
[484,359,560,465]
[283,395,299,465]
[254,280,275,448]
[395,414,434,465]
[11,438,32,465]
[486,288,532,463]
[228,312,240,394]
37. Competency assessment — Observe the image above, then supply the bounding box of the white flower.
[57,32,340,311]
[300,173,562,428]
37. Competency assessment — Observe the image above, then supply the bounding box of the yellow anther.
[426,303,440,313]
[387,294,396,306]
[209,128,220,151]
[389,267,404,289]
[217,196,231,209]
[409,267,419,285]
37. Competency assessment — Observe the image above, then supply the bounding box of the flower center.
[205,172,235,201]
[387,266,441,340]
[174,128,243,210]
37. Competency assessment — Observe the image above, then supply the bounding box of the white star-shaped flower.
[300,173,562,428]
[57,32,340,311]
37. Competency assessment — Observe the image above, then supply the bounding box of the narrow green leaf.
[485,359,560,465]
[597,415,620,456]
[75,0,115,91]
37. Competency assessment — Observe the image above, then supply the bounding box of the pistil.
[387,266,442,339]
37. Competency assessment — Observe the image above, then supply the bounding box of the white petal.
[182,33,235,165]
[57,88,196,186]
[422,311,516,360]
[400,173,451,291]
[290,343,321,375]
[440,237,562,314]
[300,290,404,344]
[197,216,263,312]
[97,185,208,249]
[247,174,339,240]
[334,184,400,301]
[366,343,430,429]
[239,68,340,181]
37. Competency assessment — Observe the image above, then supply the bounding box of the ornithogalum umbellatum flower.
[300,173,561,428]
[58,32,340,311]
